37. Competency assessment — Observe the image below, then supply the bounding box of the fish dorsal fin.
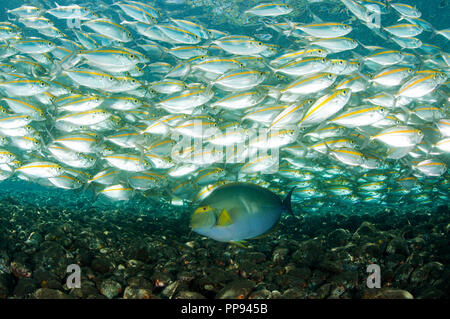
[216,209,233,227]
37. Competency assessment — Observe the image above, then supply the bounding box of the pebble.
[13,278,38,298]
[175,291,206,299]
[0,191,448,299]
[216,279,256,299]
[0,273,12,299]
[34,288,71,299]
[99,279,122,299]
[91,258,114,274]
[248,289,271,299]
[327,228,351,247]
[281,287,307,299]
[361,288,414,299]
[123,287,157,299]
[272,248,289,265]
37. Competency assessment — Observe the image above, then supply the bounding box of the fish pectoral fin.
[216,208,233,227]
[230,240,247,248]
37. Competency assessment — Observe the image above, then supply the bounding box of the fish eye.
[322,58,326,62]
[339,60,344,65]
[129,54,135,59]
[39,81,46,87]
[134,99,139,103]
[109,76,114,81]
[127,32,132,37]
[257,42,263,46]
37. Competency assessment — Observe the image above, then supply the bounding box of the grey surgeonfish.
[190,182,295,243]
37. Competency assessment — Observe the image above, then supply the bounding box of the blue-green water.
[0,0,449,299]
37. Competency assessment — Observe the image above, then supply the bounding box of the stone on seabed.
[361,288,414,299]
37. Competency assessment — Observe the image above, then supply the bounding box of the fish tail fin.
[305,2,323,23]
[360,136,373,150]
[282,186,296,218]
[355,128,373,150]
[205,80,214,93]
[242,12,250,25]
[400,105,412,123]
[357,71,371,81]
[49,66,62,81]
[7,12,16,22]
[92,190,99,203]
[315,120,329,133]
[280,17,297,37]
[135,143,146,164]
[400,160,414,177]
[82,179,93,193]
[429,29,438,40]
[43,122,55,142]
[322,140,333,155]
[261,60,277,76]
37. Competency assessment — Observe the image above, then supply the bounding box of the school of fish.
[0,0,449,214]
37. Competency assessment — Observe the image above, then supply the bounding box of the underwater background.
[0,0,449,299]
